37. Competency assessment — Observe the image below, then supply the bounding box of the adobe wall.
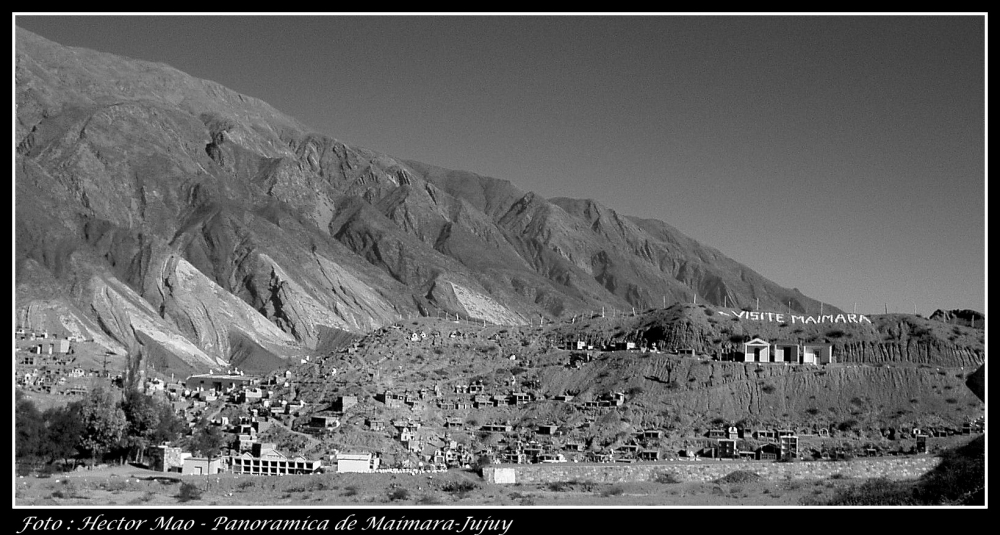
[482,456,940,485]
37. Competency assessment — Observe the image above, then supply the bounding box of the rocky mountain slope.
[15,28,848,373]
[282,310,982,460]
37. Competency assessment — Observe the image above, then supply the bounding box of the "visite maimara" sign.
[717,309,873,325]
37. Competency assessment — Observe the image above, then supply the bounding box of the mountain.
[14,27,839,374]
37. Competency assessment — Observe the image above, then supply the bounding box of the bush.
[837,419,859,432]
[600,485,625,497]
[388,488,410,502]
[652,471,682,484]
[716,471,762,485]
[826,477,918,506]
[176,482,202,503]
[443,481,479,495]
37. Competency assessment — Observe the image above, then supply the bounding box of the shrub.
[177,482,202,503]
[600,485,625,497]
[547,482,570,492]
[826,477,918,506]
[837,419,859,432]
[762,384,776,394]
[104,480,128,493]
[443,481,479,495]
[388,488,410,502]
[653,471,682,484]
[716,471,762,485]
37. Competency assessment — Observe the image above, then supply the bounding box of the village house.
[182,456,224,476]
[238,387,263,403]
[707,428,727,439]
[378,390,404,408]
[718,439,738,459]
[756,443,780,461]
[743,338,771,362]
[366,418,386,432]
[638,450,660,461]
[437,399,457,410]
[481,423,513,434]
[779,435,799,460]
[150,445,187,472]
[743,338,834,365]
[233,434,255,453]
[473,394,492,408]
[335,452,380,473]
[510,392,531,405]
[755,429,777,442]
[589,451,614,463]
[230,443,322,476]
[278,399,305,415]
[310,414,340,429]
[536,424,559,435]
[185,373,255,393]
[333,395,357,412]
[637,429,663,440]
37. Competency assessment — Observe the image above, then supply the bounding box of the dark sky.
[14,14,986,316]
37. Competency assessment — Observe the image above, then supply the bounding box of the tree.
[42,401,85,464]
[122,390,184,464]
[15,393,45,463]
[79,387,128,465]
[190,421,225,489]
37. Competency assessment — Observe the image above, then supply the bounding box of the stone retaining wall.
[483,456,940,485]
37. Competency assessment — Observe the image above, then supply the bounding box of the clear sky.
[14,14,986,316]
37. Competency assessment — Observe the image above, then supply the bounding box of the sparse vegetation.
[600,485,625,497]
[177,482,202,503]
[388,488,410,502]
[716,471,762,485]
[653,471,682,484]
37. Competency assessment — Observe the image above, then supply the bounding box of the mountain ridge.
[15,27,844,374]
